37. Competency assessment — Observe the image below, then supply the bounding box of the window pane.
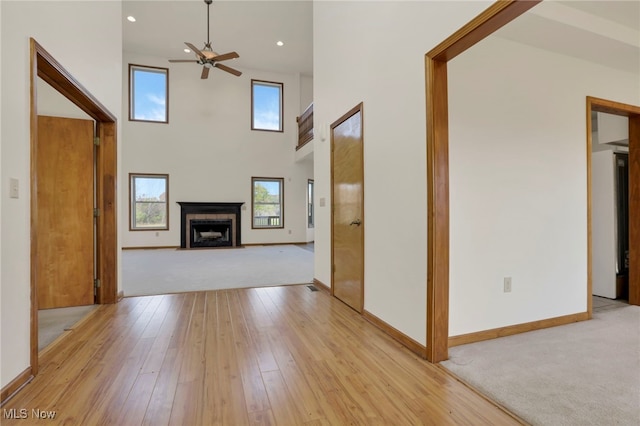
[252,178,284,228]
[135,202,167,228]
[130,65,168,123]
[252,81,282,131]
[130,174,169,230]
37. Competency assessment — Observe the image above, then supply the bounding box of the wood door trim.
[587,97,640,306]
[426,1,638,363]
[330,102,365,311]
[425,0,541,363]
[29,38,118,377]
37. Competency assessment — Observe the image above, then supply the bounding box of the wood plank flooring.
[2,285,522,425]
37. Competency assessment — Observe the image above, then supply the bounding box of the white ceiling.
[122,0,313,76]
[122,1,639,77]
[493,1,640,74]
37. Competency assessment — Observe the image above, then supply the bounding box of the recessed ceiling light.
[184,48,191,53]
[127,16,136,22]
[276,41,284,47]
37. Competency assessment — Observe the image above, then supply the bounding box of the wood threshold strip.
[448,312,589,347]
[435,364,528,425]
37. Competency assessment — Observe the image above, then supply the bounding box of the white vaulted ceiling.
[121,1,639,77]
[122,0,313,76]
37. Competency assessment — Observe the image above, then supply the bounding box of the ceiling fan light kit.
[168,0,242,79]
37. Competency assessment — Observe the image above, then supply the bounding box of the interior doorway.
[29,38,118,375]
[587,97,640,309]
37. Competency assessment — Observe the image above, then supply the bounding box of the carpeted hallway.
[441,298,638,425]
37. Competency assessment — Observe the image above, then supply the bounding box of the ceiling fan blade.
[185,42,206,59]
[215,63,242,77]
[169,59,199,63]
[212,51,239,62]
[201,66,210,79]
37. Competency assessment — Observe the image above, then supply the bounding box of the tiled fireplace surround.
[177,202,244,249]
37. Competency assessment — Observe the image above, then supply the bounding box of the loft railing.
[296,102,313,150]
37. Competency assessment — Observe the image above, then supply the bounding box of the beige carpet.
[39,305,97,351]
[122,245,314,297]
[441,301,639,425]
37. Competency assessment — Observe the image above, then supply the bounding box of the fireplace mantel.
[177,202,244,249]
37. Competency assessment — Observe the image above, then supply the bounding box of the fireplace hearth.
[177,202,244,249]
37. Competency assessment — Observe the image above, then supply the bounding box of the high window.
[251,80,283,132]
[308,179,314,228]
[129,64,169,123]
[252,177,284,229]
[130,173,169,230]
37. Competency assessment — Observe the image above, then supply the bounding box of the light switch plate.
[9,178,19,199]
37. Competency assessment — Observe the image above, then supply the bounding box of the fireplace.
[190,219,232,248]
[177,202,244,249]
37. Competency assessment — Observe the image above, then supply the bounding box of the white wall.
[300,74,313,114]
[597,112,628,144]
[314,1,639,344]
[447,35,639,335]
[592,150,617,298]
[1,0,122,389]
[314,1,492,345]
[37,78,93,120]
[121,52,313,248]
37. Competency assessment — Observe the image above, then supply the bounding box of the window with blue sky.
[130,173,169,230]
[252,80,283,132]
[129,64,168,123]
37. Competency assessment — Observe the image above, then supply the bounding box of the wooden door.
[36,115,95,309]
[331,103,364,312]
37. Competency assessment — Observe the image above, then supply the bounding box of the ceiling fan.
[168,0,241,79]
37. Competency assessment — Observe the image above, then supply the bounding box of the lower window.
[130,173,169,230]
[252,177,284,229]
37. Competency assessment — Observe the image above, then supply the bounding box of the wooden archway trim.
[29,38,118,375]
[587,97,640,307]
[425,0,541,363]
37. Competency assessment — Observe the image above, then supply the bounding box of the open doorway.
[35,79,99,352]
[588,97,640,310]
[29,39,118,375]
[591,111,630,303]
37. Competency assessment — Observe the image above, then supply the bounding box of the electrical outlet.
[504,277,512,293]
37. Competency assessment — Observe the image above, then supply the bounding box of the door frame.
[425,0,639,363]
[587,97,640,306]
[30,38,118,374]
[425,0,541,363]
[330,102,365,312]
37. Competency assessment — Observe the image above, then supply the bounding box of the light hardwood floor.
[2,285,522,425]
